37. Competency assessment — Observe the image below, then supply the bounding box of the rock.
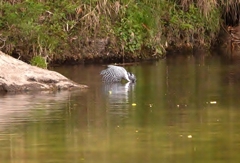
[0,51,87,92]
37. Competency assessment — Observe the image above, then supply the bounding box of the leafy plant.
[115,2,163,55]
[166,3,220,48]
[30,55,47,69]
[0,0,225,63]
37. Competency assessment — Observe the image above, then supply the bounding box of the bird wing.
[100,65,126,82]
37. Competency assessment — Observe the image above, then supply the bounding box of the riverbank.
[0,0,239,65]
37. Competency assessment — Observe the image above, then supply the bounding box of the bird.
[100,65,136,83]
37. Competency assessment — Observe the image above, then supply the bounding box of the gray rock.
[0,51,87,92]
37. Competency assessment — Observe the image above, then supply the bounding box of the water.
[1,54,240,162]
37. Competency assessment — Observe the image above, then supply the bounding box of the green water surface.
[1,54,240,163]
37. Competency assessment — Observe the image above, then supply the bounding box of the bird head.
[128,72,136,83]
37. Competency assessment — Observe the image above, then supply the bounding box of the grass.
[0,0,238,65]
[30,55,48,69]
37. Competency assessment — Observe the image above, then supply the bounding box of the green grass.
[30,56,47,69]
[0,0,234,63]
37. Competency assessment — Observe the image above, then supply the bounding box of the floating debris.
[210,101,217,104]
[206,101,217,104]
[132,103,137,106]
[188,135,192,138]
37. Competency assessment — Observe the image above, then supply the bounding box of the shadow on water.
[2,53,240,162]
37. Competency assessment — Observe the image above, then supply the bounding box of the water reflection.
[0,91,75,125]
[101,82,136,123]
[102,82,135,107]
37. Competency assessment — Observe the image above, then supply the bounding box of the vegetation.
[30,55,48,69]
[0,0,239,66]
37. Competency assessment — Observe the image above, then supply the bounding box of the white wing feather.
[100,65,128,82]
